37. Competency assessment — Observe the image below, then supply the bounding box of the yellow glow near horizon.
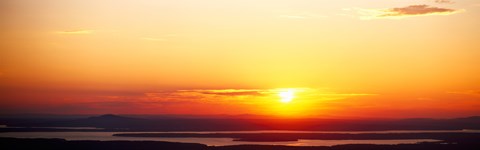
[278,89,295,103]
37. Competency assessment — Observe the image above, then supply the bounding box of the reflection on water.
[286,139,441,146]
[138,129,480,134]
[0,131,443,146]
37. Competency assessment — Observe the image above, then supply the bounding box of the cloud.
[56,30,94,35]
[316,93,377,96]
[143,89,270,104]
[381,5,458,17]
[179,89,265,96]
[433,0,454,4]
[447,90,480,97]
[348,5,463,20]
[0,87,377,114]
[141,88,376,105]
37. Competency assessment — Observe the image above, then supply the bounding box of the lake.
[3,130,476,146]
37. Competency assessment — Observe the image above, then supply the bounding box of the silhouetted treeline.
[1,114,480,131]
[1,138,479,150]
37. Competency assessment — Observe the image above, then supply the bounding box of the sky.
[1,0,479,118]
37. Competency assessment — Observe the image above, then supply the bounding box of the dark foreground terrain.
[1,137,479,150]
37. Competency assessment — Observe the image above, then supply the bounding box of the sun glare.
[279,89,295,103]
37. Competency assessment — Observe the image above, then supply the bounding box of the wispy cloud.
[381,5,458,17]
[56,30,94,35]
[140,88,376,105]
[143,89,270,104]
[347,5,463,20]
[433,0,454,4]
[0,87,377,114]
[178,89,265,96]
[447,90,480,97]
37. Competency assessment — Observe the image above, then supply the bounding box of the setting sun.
[278,89,295,103]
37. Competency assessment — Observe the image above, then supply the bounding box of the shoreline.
[113,132,480,142]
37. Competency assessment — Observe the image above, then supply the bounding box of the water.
[0,131,449,146]
[137,129,480,134]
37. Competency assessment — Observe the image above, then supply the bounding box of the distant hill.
[83,114,143,123]
[1,114,480,131]
[43,114,151,129]
[75,114,148,127]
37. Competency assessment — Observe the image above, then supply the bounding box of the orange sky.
[1,0,479,118]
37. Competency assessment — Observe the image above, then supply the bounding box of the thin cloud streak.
[347,5,463,20]
[55,30,94,35]
[447,90,480,97]
[433,0,454,4]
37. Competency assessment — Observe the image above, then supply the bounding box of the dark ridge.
[0,138,207,150]
[90,114,122,118]
[459,116,480,120]
[1,138,480,150]
[2,115,480,131]
[84,114,143,122]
